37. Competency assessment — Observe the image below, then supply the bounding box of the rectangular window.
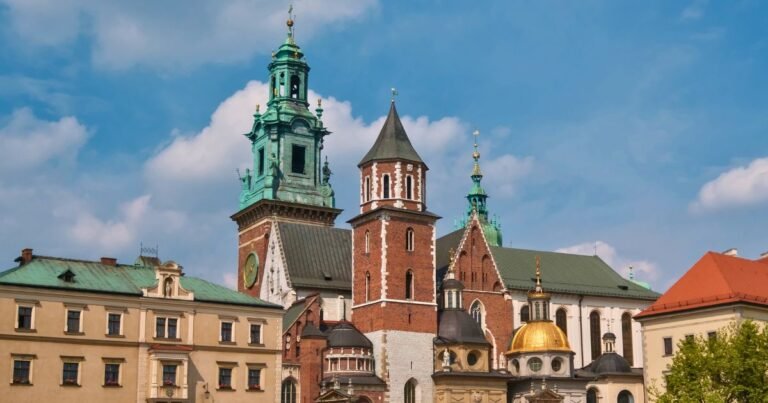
[156,317,166,338]
[13,360,30,384]
[218,367,232,389]
[162,364,177,386]
[382,174,390,198]
[291,144,306,174]
[406,175,413,199]
[221,322,233,342]
[248,368,261,390]
[167,318,177,339]
[66,310,81,333]
[62,362,79,385]
[257,147,265,176]
[104,363,120,386]
[17,306,32,330]
[250,324,262,344]
[663,337,673,356]
[107,313,121,336]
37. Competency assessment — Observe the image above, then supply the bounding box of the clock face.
[243,253,259,289]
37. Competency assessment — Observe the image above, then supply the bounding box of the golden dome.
[507,321,571,354]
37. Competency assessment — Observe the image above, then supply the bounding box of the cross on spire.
[391,87,398,102]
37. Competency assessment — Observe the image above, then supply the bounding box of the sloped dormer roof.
[358,102,424,166]
[636,252,768,319]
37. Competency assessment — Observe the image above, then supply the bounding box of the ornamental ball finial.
[317,98,322,107]
[287,18,294,27]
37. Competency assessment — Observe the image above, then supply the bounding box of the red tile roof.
[636,252,768,319]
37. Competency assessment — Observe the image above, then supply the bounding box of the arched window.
[405,228,414,251]
[382,174,390,199]
[406,175,413,199]
[405,270,414,300]
[404,378,417,403]
[364,230,370,254]
[365,272,371,302]
[586,388,598,403]
[281,379,297,403]
[622,312,634,366]
[618,390,634,403]
[279,72,285,96]
[271,75,277,98]
[470,301,483,326]
[556,308,567,335]
[520,305,530,323]
[290,75,300,98]
[590,311,601,360]
[364,176,371,202]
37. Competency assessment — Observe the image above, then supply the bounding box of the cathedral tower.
[232,14,341,296]
[350,99,438,402]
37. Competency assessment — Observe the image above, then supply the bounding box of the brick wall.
[236,220,272,297]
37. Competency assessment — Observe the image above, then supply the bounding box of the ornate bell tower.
[232,11,341,296]
[350,97,438,402]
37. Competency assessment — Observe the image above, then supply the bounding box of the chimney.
[101,257,118,266]
[723,248,738,257]
[20,248,33,265]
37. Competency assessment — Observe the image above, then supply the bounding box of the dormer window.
[58,269,76,283]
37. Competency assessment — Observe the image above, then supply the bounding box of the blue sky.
[1,0,767,291]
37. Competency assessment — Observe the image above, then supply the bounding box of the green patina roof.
[0,256,281,309]
[358,102,424,166]
[278,222,352,291]
[437,230,659,300]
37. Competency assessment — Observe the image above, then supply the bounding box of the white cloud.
[0,108,88,173]
[557,240,659,282]
[222,273,238,290]
[145,81,476,203]
[2,0,377,70]
[691,157,768,212]
[482,154,534,197]
[681,0,707,21]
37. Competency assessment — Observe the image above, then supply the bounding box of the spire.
[358,99,424,166]
[461,130,503,246]
[527,255,551,321]
[535,255,542,292]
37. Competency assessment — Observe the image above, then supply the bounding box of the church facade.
[232,14,659,403]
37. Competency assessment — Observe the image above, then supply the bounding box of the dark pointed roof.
[359,102,424,166]
[436,310,490,345]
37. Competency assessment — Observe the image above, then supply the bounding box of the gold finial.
[535,255,542,289]
[255,104,260,113]
[317,98,322,107]
[287,5,294,27]
[472,130,481,161]
[448,247,456,268]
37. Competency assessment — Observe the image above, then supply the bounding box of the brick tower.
[350,99,438,402]
[231,15,340,297]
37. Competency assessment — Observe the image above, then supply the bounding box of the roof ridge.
[32,255,143,269]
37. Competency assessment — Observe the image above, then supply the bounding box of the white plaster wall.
[260,229,293,308]
[509,291,652,369]
[366,330,434,403]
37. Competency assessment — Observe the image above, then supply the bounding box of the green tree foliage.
[654,320,768,402]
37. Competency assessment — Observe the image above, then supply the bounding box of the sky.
[1,0,767,292]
